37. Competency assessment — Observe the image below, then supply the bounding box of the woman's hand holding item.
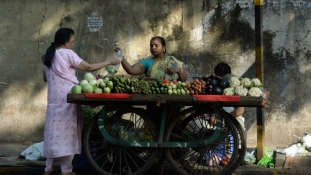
[114,48,124,61]
[166,67,182,75]
[109,58,122,65]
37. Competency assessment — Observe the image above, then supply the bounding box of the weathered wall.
[0,0,311,148]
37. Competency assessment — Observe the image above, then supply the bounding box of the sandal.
[43,171,61,175]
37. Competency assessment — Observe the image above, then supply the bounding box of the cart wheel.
[143,149,167,175]
[83,107,158,175]
[164,107,245,175]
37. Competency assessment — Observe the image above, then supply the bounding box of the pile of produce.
[186,74,229,95]
[186,74,264,97]
[71,72,265,97]
[223,75,264,97]
[71,73,150,94]
[149,79,189,95]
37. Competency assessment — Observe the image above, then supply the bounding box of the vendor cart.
[67,93,264,175]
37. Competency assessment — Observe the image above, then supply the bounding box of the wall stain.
[202,0,211,11]
[263,28,311,119]
[190,3,257,76]
[148,13,170,32]
[59,14,72,27]
[214,4,255,52]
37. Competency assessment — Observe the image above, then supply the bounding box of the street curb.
[0,167,99,175]
[0,167,26,174]
[2,166,311,175]
[233,168,311,175]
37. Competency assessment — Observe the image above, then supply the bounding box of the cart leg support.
[158,105,167,147]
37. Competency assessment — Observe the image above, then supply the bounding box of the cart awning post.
[255,0,265,160]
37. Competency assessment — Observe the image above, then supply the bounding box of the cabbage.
[89,79,97,86]
[82,83,94,93]
[93,86,103,93]
[71,85,82,94]
[79,79,88,86]
[84,72,94,82]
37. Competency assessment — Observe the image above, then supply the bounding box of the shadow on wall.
[1,1,311,143]
[0,1,264,141]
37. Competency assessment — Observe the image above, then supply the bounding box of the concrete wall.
[0,0,310,148]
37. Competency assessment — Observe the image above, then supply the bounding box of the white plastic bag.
[302,133,311,148]
[105,49,123,75]
[20,141,45,161]
[283,143,307,157]
[244,151,256,164]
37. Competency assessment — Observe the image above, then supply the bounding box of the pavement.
[0,142,311,175]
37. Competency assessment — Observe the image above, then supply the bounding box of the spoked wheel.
[83,106,158,175]
[144,149,167,175]
[164,106,245,175]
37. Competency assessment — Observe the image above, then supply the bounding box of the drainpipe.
[254,0,265,160]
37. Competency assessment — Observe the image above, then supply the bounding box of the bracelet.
[179,68,182,73]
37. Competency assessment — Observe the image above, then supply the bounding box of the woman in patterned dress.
[42,28,120,175]
[119,36,187,82]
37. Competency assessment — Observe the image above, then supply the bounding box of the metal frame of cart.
[68,93,265,175]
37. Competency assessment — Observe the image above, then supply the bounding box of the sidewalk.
[1,142,311,175]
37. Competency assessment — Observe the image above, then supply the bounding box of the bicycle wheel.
[164,106,244,175]
[222,110,246,173]
[83,106,158,175]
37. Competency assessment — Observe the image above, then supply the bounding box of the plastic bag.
[105,49,123,75]
[244,150,256,164]
[283,142,311,156]
[257,147,275,168]
[302,132,311,148]
[20,141,45,161]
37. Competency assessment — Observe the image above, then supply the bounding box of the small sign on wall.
[87,12,103,32]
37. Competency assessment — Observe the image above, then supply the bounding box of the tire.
[83,106,158,175]
[164,106,245,175]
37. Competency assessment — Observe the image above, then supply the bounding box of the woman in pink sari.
[42,28,120,175]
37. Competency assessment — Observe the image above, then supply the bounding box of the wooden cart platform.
[67,93,264,107]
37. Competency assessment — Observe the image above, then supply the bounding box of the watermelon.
[220,74,236,88]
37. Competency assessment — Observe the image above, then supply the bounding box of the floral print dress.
[146,56,183,81]
[43,48,83,158]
